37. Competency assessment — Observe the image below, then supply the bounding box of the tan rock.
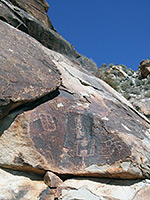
[0,113,49,173]
[112,65,128,77]
[133,185,150,200]
[9,0,53,28]
[0,167,51,200]
[133,98,150,120]
[44,171,63,187]
[139,59,150,78]
[58,178,150,200]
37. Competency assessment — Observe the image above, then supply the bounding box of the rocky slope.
[97,63,150,120]
[0,0,150,200]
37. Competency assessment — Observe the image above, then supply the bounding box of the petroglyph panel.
[27,91,131,173]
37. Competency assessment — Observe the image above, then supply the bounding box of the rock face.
[139,59,150,78]
[0,0,98,74]
[1,20,150,181]
[0,20,61,119]
[0,18,150,178]
[9,0,53,29]
[1,0,150,200]
[97,63,150,120]
[58,178,150,200]
[133,98,150,119]
[0,168,51,200]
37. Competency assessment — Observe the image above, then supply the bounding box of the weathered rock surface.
[58,178,150,200]
[0,0,98,74]
[9,0,53,29]
[0,20,61,119]
[133,98,150,119]
[0,168,51,200]
[44,171,63,187]
[1,1,150,199]
[1,22,150,180]
[139,59,150,78]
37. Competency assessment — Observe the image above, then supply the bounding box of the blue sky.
[47,0,150,70]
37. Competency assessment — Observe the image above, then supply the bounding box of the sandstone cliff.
[0,1,150,200]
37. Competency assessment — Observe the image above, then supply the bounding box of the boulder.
[1,21,150,180]
[139,59,150,78]
[0,0,98,74]
[44,171,63,187]
[57,178,150,200]
[0,168,52,200]
[0,20,61,119]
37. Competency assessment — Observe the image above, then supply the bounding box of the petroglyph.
[29,109,57,132]
[75,116,86,139]
[39,112,56,132]
[71,113,96,162]
[74,139,95,157]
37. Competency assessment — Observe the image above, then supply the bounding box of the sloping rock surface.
[0,20,61,119]
[0,0,98,74]
[1,21,150,181]
[1,0,150,199]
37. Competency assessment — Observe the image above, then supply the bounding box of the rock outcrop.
[0,0,97,74]
[139,59,150,78]
[97,63,150,120]
[9,0,53,29]
[1,0,150,200]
